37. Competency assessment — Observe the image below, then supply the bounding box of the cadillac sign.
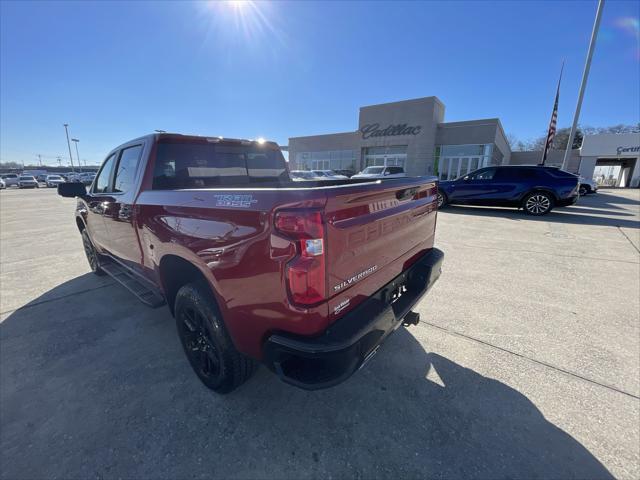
[360,123,422,139]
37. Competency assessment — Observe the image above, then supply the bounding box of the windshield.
[19,176,34,180]
[362,167,384,174]
[48,176,62,180]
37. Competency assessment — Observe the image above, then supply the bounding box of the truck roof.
[146,132,279,147]
[109,133,282,158]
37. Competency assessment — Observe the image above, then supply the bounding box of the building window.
[294,150,356,171]
[364,145,407,168]
[435,144,494,180]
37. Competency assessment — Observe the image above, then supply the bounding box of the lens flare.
[614,17,640,39]
[613,16,640,60]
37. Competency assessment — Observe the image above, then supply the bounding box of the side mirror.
[58,182,87,198]
[462,175,470,181]
[384,171,391,176]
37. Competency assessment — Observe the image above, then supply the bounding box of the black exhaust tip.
[403,311,420,326]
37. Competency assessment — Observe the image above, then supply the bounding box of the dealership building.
[287,96,640,187]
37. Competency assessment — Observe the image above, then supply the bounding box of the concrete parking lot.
[1,187,639,479]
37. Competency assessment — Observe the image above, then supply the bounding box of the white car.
[311,170,348,180]
[78,172,96,185]
[18,175,39,189]
[352,166,406,179]
[0,178,5,189]
[1,173,19,187]
[65,173,81,182]
[45,175,65,188]
[579,177,598,195]
[290,170,323,181]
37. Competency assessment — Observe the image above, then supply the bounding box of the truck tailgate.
[324,177,438,320]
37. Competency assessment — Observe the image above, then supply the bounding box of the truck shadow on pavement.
[0,275,614,479]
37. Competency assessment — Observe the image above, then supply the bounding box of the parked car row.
[290,166,407,181]
[0,172,96,189]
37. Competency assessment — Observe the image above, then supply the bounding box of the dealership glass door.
[364,146,407,169]
[311,159,330,170]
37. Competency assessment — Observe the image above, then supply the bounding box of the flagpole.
[561,0,605,171]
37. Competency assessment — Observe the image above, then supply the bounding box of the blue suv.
[437,165,579,215]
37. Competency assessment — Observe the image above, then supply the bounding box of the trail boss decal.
[333,265,378,292]
[214,194,258,208]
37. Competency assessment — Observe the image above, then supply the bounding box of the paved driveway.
[1,187,638,479]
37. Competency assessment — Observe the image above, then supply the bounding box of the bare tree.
[519,123,638,152]
[506,133,518,149]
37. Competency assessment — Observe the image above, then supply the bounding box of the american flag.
[541,62,564,165]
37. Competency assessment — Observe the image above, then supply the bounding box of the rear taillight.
[275,211,326,306]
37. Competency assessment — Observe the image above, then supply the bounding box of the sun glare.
[227,0,248,10]
[200,0,284,50]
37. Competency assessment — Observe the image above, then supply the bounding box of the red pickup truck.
[58,133,443,393]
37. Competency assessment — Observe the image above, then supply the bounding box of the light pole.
[63,124,75,173]
[562,0,605,170]
[71,138,82,172]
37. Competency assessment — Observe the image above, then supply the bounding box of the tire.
[81,229,105,275]
[579,184,589,196]
[523,191,554,216]
[175,282,256,394]
[436,189,447,209]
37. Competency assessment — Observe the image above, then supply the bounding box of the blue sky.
[1,0,638,166]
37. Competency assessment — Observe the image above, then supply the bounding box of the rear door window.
[152,142,287,189]
[494,168,529,181]
[498,168,551,181]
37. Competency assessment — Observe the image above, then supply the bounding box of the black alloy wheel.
[82,230,105,275]
[174,282,256,394]
[177,306,222,383]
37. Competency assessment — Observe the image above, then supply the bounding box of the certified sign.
[616,145,640,155]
